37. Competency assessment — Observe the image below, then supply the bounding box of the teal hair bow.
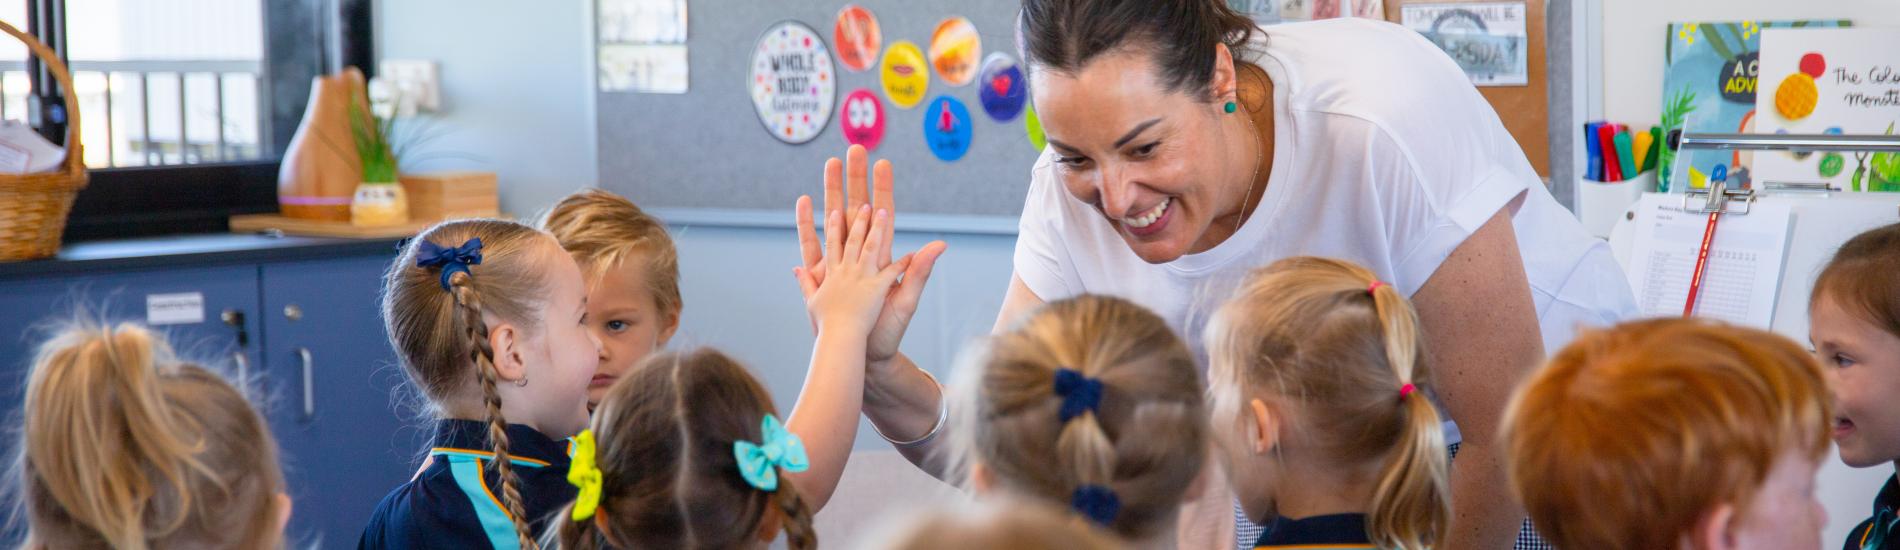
[732,414,809,492]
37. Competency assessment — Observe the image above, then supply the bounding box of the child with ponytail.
[360,219,605,550]
[550,204,930,548]
[1203,256,1450,550]
[951,294,1209,547]
[12,321,291,549]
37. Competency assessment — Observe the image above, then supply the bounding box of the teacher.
[794,2,1637,549]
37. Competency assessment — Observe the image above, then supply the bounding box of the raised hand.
[793,145,946,366]
[794,204,910,334]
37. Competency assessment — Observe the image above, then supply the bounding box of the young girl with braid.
[1202,257,1451,549]
[951,294,1210,547]
[360,219,605,550]
[549,204,925,548]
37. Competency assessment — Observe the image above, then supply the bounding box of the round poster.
[928,17,981,87]
[840,88,885,151]
[923,95,974,162]
[977,52,1027,121]
[881,41,929,109]
[1025,103,1047,152]
[833,5,881,72]
[749,21,837,144]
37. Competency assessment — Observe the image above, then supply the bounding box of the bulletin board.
[596,0,1042,217]
[1386,0,1552,177]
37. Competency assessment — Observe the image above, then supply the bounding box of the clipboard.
[1614,131,1900,330]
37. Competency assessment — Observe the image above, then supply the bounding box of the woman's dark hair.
[1018,0,1256,100]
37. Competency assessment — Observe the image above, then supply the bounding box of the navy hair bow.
[416,237,484,291]
[1053,368,1104,423]
[1070,485,1122,526]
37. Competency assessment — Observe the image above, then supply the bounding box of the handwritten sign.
[750,21,836,144]
[1755,28,1900,192]
[1400,2,1528,87]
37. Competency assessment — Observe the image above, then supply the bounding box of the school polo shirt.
[359,419,577,550]
[1253,513,1377,550]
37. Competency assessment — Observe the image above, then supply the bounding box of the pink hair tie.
[1399,383,1416,400]
[1368,281,1387,295]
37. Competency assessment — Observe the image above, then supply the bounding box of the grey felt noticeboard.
[597,0,1041,218]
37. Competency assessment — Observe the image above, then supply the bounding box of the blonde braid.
[451,272,536,549]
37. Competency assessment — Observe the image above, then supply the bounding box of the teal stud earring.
[1224,101,1238,114]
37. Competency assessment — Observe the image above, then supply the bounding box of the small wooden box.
[401,171,500,222]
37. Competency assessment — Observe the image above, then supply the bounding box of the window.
[1,0,372,241]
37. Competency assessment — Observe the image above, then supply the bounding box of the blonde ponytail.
[1368,385,1450,549]
[1053,368,1120,526]
[1364,281,1450,550]
[1208,257,1452,549]
[957,296,1206,541]
[20,321,285,549]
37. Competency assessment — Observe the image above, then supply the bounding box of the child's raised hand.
[794,204,910,335]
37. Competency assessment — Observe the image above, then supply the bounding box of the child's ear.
[754,500,784,544]
[969,461,996,494]
[274,493,293,535]
[1690,502,1739,550]
[658,309,681,347]
[1247,398,1281,455]
[487,321,529,383]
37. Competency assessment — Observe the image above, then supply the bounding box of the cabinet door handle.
[231,351,250,386]
[297,348,316,421]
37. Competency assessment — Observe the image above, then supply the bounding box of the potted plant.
[348,81,409,227]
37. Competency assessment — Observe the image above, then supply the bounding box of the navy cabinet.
[261,256,420,548]
[0,264,262,430]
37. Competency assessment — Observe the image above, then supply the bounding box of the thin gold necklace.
[1235,104,1263,237]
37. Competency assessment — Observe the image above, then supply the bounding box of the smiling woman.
[794,2,1638,549]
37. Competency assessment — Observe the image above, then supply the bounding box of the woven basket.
[0,19,86,261]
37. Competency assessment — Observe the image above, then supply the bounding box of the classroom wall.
[374,0,601,215]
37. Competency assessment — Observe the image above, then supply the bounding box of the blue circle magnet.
[977,52,1026,122]
[923,95,973,162]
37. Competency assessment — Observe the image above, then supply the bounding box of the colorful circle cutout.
[923,95,973,162]
[928,17,981,86]
[881,41,929,109]
[977,52,1027,122]
[833,5,881,72]
[749,21,836,144]
[840,88,885,151]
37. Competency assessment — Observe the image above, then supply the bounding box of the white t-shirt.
[1013,18,1638,362]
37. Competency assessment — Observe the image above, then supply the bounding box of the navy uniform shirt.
[1847,475,1900,550]
[360,420,577,550]
[1253,513,1378,550]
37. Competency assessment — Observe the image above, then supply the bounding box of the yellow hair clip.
[567,429,603,521]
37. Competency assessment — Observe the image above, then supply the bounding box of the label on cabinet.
[146,293,205,325]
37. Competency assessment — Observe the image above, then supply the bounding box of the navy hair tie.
[416,237,484,291]
[1053,368,1103,423]
[1070,485,1121,526]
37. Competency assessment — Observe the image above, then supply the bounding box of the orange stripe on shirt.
[473,458,518,522]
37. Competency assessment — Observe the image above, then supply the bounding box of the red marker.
[1683,164,1729,317]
